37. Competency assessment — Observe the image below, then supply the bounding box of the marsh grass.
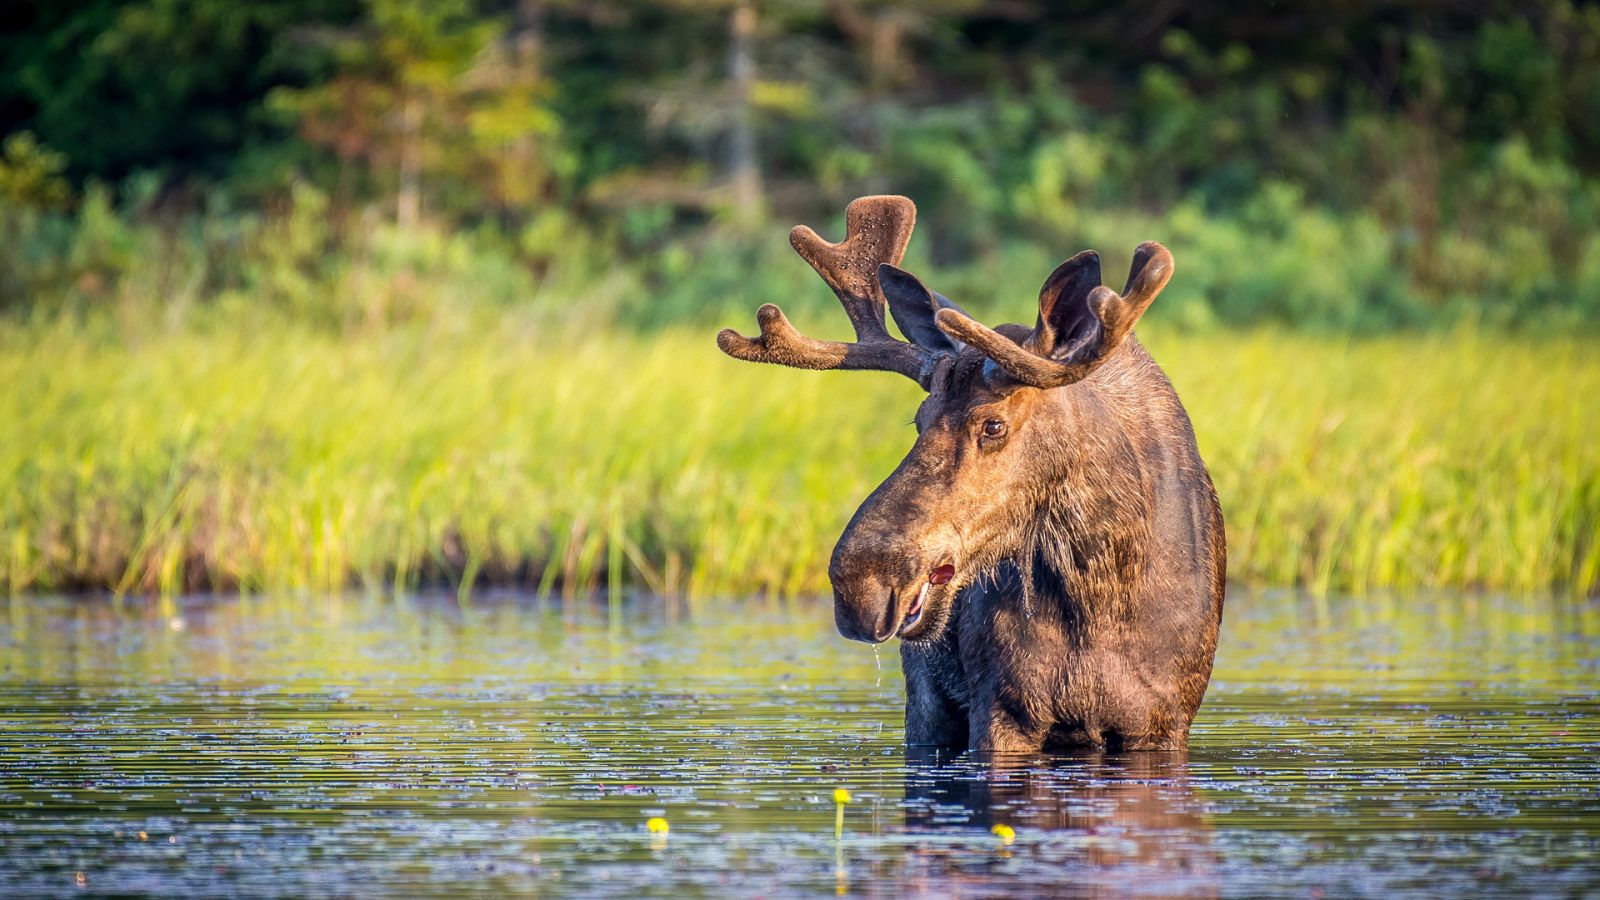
[1,316,1595,598]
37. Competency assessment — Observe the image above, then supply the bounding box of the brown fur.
[855,338,1226,752]
[718,196,1226,753]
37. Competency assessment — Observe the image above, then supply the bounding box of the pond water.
[0,590,1596,897]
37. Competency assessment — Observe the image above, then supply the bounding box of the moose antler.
[934,242,1175,389]
[716,195,938,385]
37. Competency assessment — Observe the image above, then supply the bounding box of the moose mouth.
[897,563,956,637]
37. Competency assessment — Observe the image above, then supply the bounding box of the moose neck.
[1018,347,1156,624]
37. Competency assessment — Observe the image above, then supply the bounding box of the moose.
[717,196,1225,753]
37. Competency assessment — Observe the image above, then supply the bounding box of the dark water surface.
[0,591,1596,897]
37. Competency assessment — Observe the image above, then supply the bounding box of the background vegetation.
[4,324,1596,597]
[1,0,1596,596]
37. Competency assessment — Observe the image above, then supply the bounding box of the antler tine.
[934,242,1175,389]
[717,195,935,385]
[716,302,930,378]
[788,195,915,342]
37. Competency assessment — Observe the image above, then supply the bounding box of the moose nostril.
[874,589,899,642]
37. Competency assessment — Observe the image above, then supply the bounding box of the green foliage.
[266,0,573,223]
[0,0,358,179]
[4,1,1600,328]
[8,163,1600,333]
[1,315,1594,598]
[0,132,70,210]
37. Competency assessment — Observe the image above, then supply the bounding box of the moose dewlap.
[717,196,1226,753]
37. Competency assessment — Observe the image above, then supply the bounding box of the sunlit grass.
[0,315,1595,597]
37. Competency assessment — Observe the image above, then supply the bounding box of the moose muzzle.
[830,521,956,643]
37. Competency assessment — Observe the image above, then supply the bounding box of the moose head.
[717,196,1173,646]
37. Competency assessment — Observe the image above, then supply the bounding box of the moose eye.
[982,418,1007,438]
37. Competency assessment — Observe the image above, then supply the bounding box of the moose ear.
[1030,250,1103,361]
[878,263,963,353]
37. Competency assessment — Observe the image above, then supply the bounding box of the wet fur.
[895,337,1225,752]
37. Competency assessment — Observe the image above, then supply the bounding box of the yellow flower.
[991,824,1016,845]
[832,788,852,804]
[646,817,669,834]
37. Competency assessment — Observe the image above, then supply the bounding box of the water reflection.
[0,590,1594,896]
[882,751,1216,897]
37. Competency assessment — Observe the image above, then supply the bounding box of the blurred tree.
[579,0,802,224]
[0,133,71,211]
[0,0,357,182]
[270,0,570,226]
[4,0,1600,326]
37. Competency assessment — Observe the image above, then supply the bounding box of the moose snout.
[830,532,942,643]
[831,576,900,644]
[829,461,955,643]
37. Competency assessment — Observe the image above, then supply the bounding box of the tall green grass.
[1,316,1595,597]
